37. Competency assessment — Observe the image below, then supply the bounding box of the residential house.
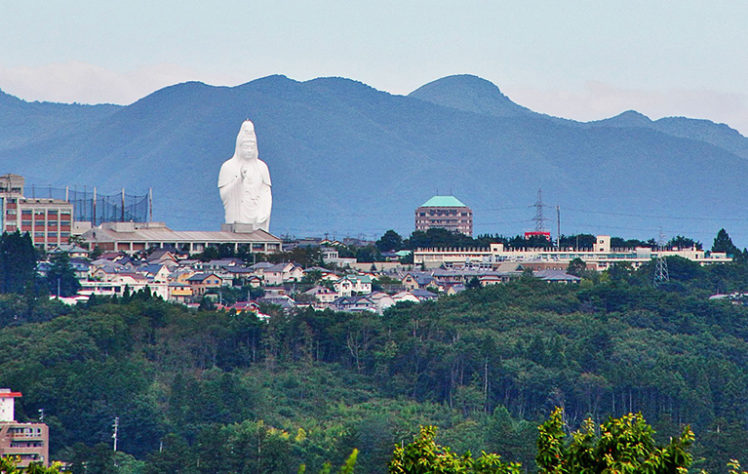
[333,276,355,297]
[168,283,192,304]
[186,273,224,297]
[392,291,420,304]
[304,285,337,304]
[533,269,582,284]
[137,263,171,283]
[410,289,439,302]
[368,291,395,313]
[49,243,90,259]
[331,295,378,313]
[401,272,436,291]
[146,248,179,265]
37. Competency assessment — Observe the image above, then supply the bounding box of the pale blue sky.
[1,1,747,133]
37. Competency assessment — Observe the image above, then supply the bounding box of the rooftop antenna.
[532,188,546,232]
[654,228,669,285]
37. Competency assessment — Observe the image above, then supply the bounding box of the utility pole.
[556,205,561,248]
[38,408,44,423]
[112,416,119,452]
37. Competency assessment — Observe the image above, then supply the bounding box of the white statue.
[218,120,272,231]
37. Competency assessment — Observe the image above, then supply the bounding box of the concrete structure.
[1,175,75,249]
[414,235,732,270]
[81,221,281,255]
[218,120,272,231]
[415,195,473,236]
[0,389,49,468]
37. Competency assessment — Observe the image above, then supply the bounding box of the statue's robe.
[218,156,272,231]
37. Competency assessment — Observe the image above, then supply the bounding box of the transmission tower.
[532,188,547,232]
[654,229,669,285]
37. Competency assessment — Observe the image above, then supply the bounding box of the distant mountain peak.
[408,74,533,118]
[590,109,652,128]
[613,110,651,123]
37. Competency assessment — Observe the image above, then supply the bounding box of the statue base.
[221,223,265,233]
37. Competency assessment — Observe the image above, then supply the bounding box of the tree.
[389,425,521,474]
[377,230,404,252]
[0,231,38,294]
[558,234,597,250]
[712,229,741,257]
[667,235,701,250]
[537,407,695,474]
[466,276,481,290]
[566,258,586,277]
[46,253,81,297]
[0,456,62,473]
[355,245,381,263]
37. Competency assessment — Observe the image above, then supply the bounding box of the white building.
[414,235,732,270]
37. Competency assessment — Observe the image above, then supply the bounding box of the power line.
[561,206,748,222]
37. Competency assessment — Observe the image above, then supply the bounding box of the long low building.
[414,235,732,270]
[81,221,282,255]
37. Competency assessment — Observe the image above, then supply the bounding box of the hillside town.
[1,172,735,320]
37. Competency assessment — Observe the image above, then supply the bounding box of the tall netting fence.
[26,184,150,224]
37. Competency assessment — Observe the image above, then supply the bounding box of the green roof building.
[415,195,473,236]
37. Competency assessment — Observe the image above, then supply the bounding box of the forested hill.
[1,256,747,472]
[1,76,747,244]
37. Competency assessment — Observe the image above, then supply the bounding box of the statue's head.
[235,120,259,161]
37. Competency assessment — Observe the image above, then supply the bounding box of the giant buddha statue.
[218,120,272,232]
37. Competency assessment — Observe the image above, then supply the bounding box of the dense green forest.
[1,236,748,472]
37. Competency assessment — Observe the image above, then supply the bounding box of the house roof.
[266,262,295,272]
[186,272,221,282]
[411,289,438,299]
[138,263,166,275]
[534,270,582,282]
[83,224,281,245]
[420,195,467,208]
[50,244,89,254]
[346,274,372,284]
[304,285,335,295]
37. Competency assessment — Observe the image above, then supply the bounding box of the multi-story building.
[415,195,473,236]
[414,235,733,270]
[1,174,74,249]
[0,389,49,468]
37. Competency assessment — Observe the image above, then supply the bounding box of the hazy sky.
[1,1,747,134]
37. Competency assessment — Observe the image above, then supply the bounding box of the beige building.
[1,174,74,249]
[414,235,732,270]
[81,221,282,255]
[0,389,49,468]
[415,195,473,236]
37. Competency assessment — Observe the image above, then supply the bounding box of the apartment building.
[0,174,73,249]
[0,389,49,468]
[415,195,473,236]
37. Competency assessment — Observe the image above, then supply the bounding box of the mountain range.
[1,74,746,246]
